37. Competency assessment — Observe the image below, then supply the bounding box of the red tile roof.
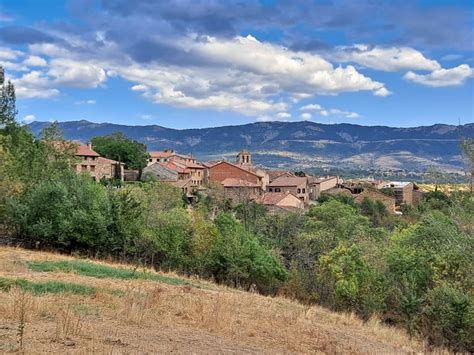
[268,176,307,187]
[257,192,297,205]
[210,161,260,178]
[76,143,100,157]
[149,151,174,158]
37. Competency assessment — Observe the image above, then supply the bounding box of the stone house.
[221,178,262,203]
[267,176,309,202]
[73,143,124,181]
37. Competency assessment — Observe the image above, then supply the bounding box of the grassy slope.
[0,246,426,354]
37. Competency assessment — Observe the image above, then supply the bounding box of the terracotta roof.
[76,143,100,157]
[161,161,188,174]
[267,170,293,182]
[257,192,297,205]
[268,176,307,187]
[149,150,174,158]
[184,162,204,169]
[221,178,260,188]
[210,161,260,178]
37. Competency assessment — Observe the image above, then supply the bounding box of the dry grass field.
[0,246,428,354]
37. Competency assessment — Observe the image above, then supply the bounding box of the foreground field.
[0,247,425,353]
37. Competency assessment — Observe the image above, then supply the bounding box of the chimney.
[88,143,92,150]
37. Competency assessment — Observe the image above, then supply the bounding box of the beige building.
[257,192,304,212]
[267,176,309,202]
[308,176,341,200]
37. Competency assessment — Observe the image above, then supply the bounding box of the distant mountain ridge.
[28,120,474,173]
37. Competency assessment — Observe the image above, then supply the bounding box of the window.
[90,165,95,172]
[269,188,273,192]
[302,188,305,193]
[149,158,152,162]
[297,188,301,193]
[91,157,96,161]
[81,165,87,171]
[275,188,281,192]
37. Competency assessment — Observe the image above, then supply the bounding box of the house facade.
[267,176,309,202]
[308,176,340,200]
[72,143,124,181]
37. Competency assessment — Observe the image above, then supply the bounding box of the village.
[72,142,423,214]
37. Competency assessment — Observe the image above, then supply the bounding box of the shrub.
[421,284,473,352]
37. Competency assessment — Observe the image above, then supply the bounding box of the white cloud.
[47,58,107,88]
[22,114,36,123]
[317,108,360,119]
[23,55,47,67]
[131,84,148,92]
[300,112,312,120]
[141,114,153,120]
[12,71,59,99]
[0,47,23,61]
[13,34,392,115]
[333,44,441,72]
[441,54,463,61]
[403,64,473,87]
[300,104,322,111]
[75,99,96,105]
[374,87,392,97]
[276,112,291,119]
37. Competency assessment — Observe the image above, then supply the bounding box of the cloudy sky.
[1,0,473,128]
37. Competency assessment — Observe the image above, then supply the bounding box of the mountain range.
[28,120,473,175]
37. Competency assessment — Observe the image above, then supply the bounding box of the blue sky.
[0,0,473,129]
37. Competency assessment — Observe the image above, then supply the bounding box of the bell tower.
[236,149,252,167]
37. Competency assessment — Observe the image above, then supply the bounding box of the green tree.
[0,66,17,126]
[91,132,149,177]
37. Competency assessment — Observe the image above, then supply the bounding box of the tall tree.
[91,132,149,177]
[461,138,474,194]
[0,66,17,126]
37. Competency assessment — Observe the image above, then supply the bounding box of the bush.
[422,284,473,352]
[7,172,112,251]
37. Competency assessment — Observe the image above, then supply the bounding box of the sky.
[0,0,473,129]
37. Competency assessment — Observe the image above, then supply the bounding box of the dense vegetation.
[1,68,473,351]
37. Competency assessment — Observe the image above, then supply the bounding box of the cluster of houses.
[68,142,421,214]
[141,149,422,213]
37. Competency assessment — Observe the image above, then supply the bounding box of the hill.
[0,246,424,353]
[28,120,474,174]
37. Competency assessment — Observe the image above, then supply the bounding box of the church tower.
[236,149,252,167]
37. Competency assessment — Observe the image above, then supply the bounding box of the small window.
[149,158,152,162]
[91,157,96,161]
[90,165,96,172]
[269,188,273,192]
[275,188,281,192]
[297,188,301,193]
[302,188,305,193]
[81,165,87,171]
